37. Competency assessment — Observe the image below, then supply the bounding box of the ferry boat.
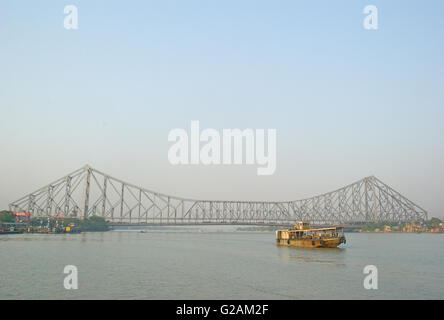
[276,221,346,248]
[0,223,25,235]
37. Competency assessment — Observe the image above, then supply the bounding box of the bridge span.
[9,165,427,225]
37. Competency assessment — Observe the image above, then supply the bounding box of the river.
[0,227,443,299]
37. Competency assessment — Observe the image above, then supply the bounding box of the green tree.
[80,216,109,231]
[426,217,442,229]
[0,210,15,223]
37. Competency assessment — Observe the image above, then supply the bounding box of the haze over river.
[1,227,443,299]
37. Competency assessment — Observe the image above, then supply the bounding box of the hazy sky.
[1,1,443,217]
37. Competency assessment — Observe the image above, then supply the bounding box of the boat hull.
[276,237,345,248]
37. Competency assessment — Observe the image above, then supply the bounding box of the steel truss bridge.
[9,165,427,225]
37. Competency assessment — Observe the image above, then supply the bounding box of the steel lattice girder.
[9,165,428,225]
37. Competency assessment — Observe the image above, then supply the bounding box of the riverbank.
[0,214,110,234]
[235,217,444,233]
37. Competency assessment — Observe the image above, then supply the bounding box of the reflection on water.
[277,246,346,266]
[0,230,443,299]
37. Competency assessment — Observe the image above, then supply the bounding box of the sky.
[1,1,443,217]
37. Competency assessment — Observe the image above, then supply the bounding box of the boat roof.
[287,227,343,232]
[309,227,343,231]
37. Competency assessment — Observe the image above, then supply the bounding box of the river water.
[0,227,443,299]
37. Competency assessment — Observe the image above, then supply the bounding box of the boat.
[0,223,25,235]
[276,221,346,248]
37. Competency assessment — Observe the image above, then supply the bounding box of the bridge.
[9,165,427,225]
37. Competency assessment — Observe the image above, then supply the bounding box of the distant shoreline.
[236,226,444,234]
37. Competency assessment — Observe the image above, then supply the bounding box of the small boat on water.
[276,221,346,248]
[0,223,25,235]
